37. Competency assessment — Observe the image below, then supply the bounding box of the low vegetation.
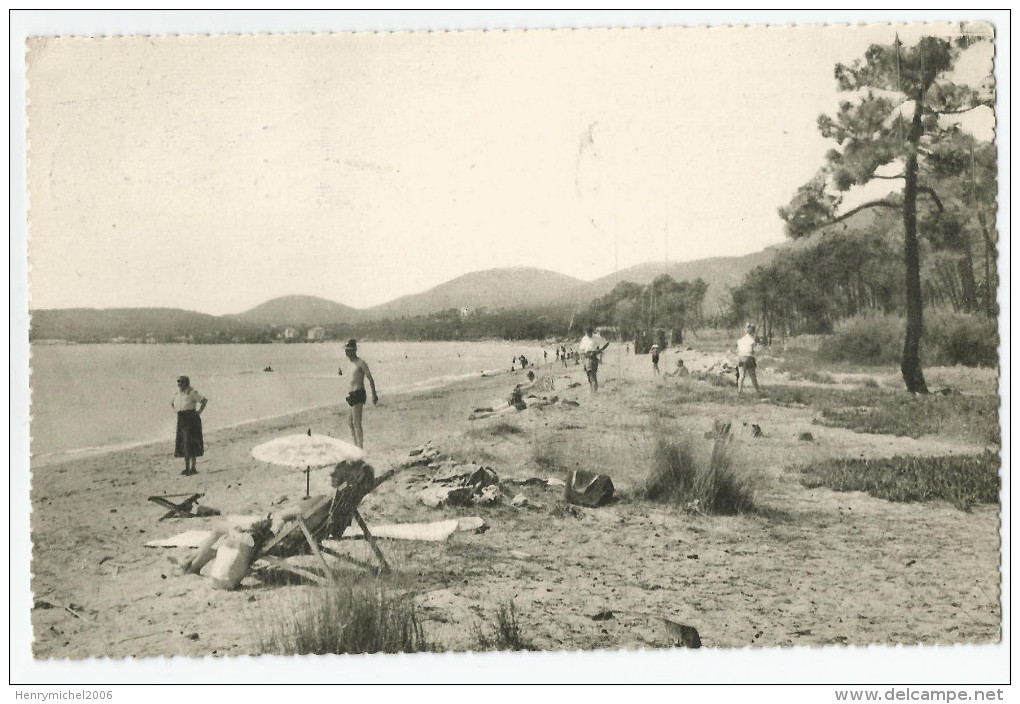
[487,422,526,436]
[791,370,837,384]
[643,432,755,515]
[798,451,1000,511]
[475,599,533,651]
[532,441,566,473]
[669,379,999,447]
[811,388,1001,446]
[254,578,431,655]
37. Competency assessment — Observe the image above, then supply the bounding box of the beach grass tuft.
[532,437,567,474]
[643,431,755,515]
[253,577,431,655]
[475,599,533,651]
[798,451,1000,511]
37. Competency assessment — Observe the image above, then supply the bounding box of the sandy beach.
[28,346,1000,657]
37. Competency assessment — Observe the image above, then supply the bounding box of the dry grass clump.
[487,421,525,436]
[642,430,756,515]
[532,438,567,473]
[475,599,533,651]
[254,578,431,655]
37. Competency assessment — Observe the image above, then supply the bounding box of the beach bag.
[209,530,256,590]
[565,469,615,507]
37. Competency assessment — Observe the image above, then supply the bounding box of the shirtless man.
[342,339,378,448]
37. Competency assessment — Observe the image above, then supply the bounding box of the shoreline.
[29,360,543,469]
[28,339,561,466]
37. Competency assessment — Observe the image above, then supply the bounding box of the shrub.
[643,432,755,515]
[924,311,999,367]
[818,312,999,367]
[799,451,1000,511]
[254,578,431,655]
[817,314,904,366]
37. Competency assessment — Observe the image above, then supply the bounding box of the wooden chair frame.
[256,465,390,584]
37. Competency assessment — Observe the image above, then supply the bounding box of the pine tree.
[779,30,994,392]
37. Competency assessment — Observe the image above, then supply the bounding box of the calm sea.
[29,340,550,466]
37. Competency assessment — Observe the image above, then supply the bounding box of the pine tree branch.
[829,199,901,226]
[937,101,994,115]
[918,186,944,213]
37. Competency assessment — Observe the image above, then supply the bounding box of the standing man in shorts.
[343,339,378,448]
[736,323,762,397]
[579,326,610,394]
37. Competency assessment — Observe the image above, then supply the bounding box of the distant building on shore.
[283,327,299,340]
[307,326,326,341]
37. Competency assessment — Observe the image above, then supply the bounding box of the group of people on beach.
[170,324,761,475]
[170,338,377,476]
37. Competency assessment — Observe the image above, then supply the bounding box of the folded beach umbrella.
[252,432,365,497]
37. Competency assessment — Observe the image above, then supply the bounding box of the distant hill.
[29,308,261,342]
[233,295,362,326]
[28,248,784,341]
[363,267,586,319]
[560,247,782,314]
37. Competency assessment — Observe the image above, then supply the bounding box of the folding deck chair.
[256,462,390,585]
[147,493,221,520]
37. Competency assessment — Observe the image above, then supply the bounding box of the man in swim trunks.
[343,339,378,448]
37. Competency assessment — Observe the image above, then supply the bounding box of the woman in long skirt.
[171,375,208,475]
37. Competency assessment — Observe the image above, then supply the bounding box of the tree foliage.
[586,275,708,343]
[732,222,903,337]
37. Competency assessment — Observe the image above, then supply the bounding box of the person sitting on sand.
[737,323,762,397]
[579,326,610,394]
[343,339,378,448]
[171,375,207,476]
[508,384,527,411]
[665,358,690,378]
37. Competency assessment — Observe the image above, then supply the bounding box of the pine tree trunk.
[901,99,929,394]
[956,237,978,313]
[978,211,997,318]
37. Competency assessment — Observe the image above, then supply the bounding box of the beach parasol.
[252,430,365,498]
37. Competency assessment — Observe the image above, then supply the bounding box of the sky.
[23,17,996,315]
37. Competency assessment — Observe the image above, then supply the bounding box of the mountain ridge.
[30,248,781,338]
